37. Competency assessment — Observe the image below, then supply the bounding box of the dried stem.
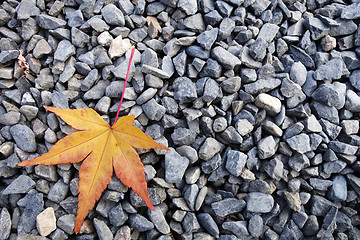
[113,46,136,126]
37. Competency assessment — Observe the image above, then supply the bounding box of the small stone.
[347,174,360,196]
[249,38,268,61]
[321,35,336,52]
[47,179,69,203]
[305,16,329,40]
[290,45,315,69]
[36,207,56,236]
[246,192,274,213]
[165,148,189,183]
[285,133,311,154]
[225,150,247,177]
[109,203,128,227]
[10,124,36,152]
[341,1,360,20]
[350,70,360,91]
[0,50,19,64]
[101,4,125,26]
[129,214,154,232]
[264,158,284,180]
[17,192,44,234]
[283,191,301,212]
[212,46,241,70]
[184,184,199,211]
[0,208,11,240]
[0,67,13,80]
[147,206,170,234]
[255,93,281,115]
[211,198,246,217]
[222,221,249,238]
[57,214,75,235]
[290,62,307,86]
[196,28,218,51]
[184,13,206,33]
[0,112,20,125]
[33,39,52,59]
[197,213,219,238]
[257,136,277,159]
[303,215,319,236]
[142,99,166,121]
[93,218,113,240]
[199,138,224,160]
[108,36,131,59]
[36,14,67,29]
[257,23,279,43]
[173,51,187,76]
[346,90,360,112]
[17,0,41,20]
[88,17,110,32]
[177,0,198,15]
[311,195,334,216]
[54,40,75,62]
[248,214,263,238]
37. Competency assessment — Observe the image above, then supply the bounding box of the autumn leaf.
[18,106,169,233]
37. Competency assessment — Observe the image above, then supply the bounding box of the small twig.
[112,46,136,126]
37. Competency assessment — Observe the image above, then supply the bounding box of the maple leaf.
[18,106,169,233]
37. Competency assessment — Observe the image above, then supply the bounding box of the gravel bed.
[0,0,360,239]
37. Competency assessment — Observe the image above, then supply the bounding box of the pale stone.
[255,93,282,115]
[97,31,113,47]
[36,207,56,236]
[108,36,131,59]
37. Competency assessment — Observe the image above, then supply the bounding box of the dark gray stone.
[222,221,249,238]
[10,124,36,152]
[57,214,75,235]
[173,77,197,104]
[197,213,219,237]
[257,136,277,159]
[173,50,187,77]
[47,179,69,203]
[244,78,281,95]
[2,175,35,195]
[212,46,241,70]
[313,58,343,81]
[17,0,41,20]
[211,198,246,217]
[109,203,128,227]
[147,206,170,234]
[0,50,19,64]
[225,150,247,177]
[285,133,311,154]
[36,14,67,30]
[101,4,125,26]
[288,153,310,172]
[329,19,357,36]
[17,192,44,234]
[93,218,113,240]
[311,195,334,216]
[165,148,189,183]
[248,214,263,238]
[129,214,154,232]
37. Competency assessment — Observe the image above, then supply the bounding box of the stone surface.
[36,207,56,236]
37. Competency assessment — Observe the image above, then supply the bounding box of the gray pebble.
[129,214,154,232]
[165,148,189,183]
[10,124,36,152]
[93,218,113,240]
[211,198,246,217]
[246,192,274,213]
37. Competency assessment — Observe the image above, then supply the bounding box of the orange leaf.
[18,106,169,234]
